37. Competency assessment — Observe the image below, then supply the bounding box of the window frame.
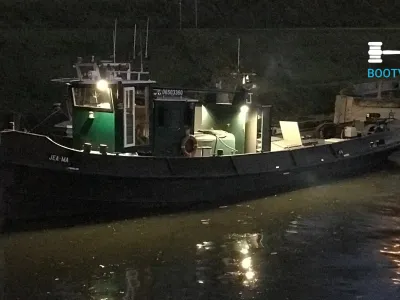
[71,84,115,113]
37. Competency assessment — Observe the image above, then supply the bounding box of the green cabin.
[60,58,271,157]
[66,60,155,154]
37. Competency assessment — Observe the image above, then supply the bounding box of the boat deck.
[270,136,346,152]
[82,136,348,156]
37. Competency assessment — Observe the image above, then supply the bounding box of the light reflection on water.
[374,195,400,289]
[380,239,400,286]
[195,233,263,289]
[2,168,400,299]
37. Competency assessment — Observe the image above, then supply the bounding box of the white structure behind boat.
[334,95,400,124]
[335,78,400,124]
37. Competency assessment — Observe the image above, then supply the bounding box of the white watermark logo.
[368,42,400,63]
[368,42,400,78]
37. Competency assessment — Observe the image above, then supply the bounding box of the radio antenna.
[145,17,149,59]
[237,37,240,73]
[113,19,117,63]
[179,0,182,30]
[140,31,143,72]
[195,0,198,28]
[133,24,137,60]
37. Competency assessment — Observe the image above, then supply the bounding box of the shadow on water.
[2,165,400,299]
[3,160,400,234]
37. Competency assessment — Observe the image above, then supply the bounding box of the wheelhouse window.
[72,85,113,110]
[134,87,150,145]
[122,85,150,147]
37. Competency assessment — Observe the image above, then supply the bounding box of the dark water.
[2,166,400,299]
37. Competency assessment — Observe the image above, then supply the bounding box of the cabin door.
[123,87,136,147]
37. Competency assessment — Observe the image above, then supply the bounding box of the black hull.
[0,145,397,222]
[1,130,400,223]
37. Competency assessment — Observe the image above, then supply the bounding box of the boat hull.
[0,130,399,221]
[2,133,398,220]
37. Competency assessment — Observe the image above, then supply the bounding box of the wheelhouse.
[64,58,154,153]
[53,57,271,158]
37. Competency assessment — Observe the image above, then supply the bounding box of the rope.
[29,109,62,133]
[215,135,238,153]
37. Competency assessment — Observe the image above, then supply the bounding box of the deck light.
[96,79,108,91]
[240,105,249,114]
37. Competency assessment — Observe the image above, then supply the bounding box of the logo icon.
[368,42,400,63]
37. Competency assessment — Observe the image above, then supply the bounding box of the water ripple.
[3,169,400,299]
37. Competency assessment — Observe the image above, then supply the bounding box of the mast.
[113,19,117,63]
[133,24,137,60]
[237,37,240,73]
[230,38,256,89]
[145,17,149,59]
[194,0,198,28]
[140,31,143,72]
[179,0,182,30]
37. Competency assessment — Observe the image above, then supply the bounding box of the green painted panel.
[72,108,116,152]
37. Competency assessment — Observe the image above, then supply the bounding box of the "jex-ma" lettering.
[49,154,69,163]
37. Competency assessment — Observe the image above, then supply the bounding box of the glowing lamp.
[240,105,249,114]
[96,79,108,91]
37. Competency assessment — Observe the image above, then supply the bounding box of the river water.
[2,162,400,299]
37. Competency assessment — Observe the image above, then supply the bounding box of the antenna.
[237,38,240,73]
[140,31,143,72]
[195,0,198,28]
[179,0,182,30]
[113,19,117,63]
[133,24,137,60]
[145,17,149,59]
